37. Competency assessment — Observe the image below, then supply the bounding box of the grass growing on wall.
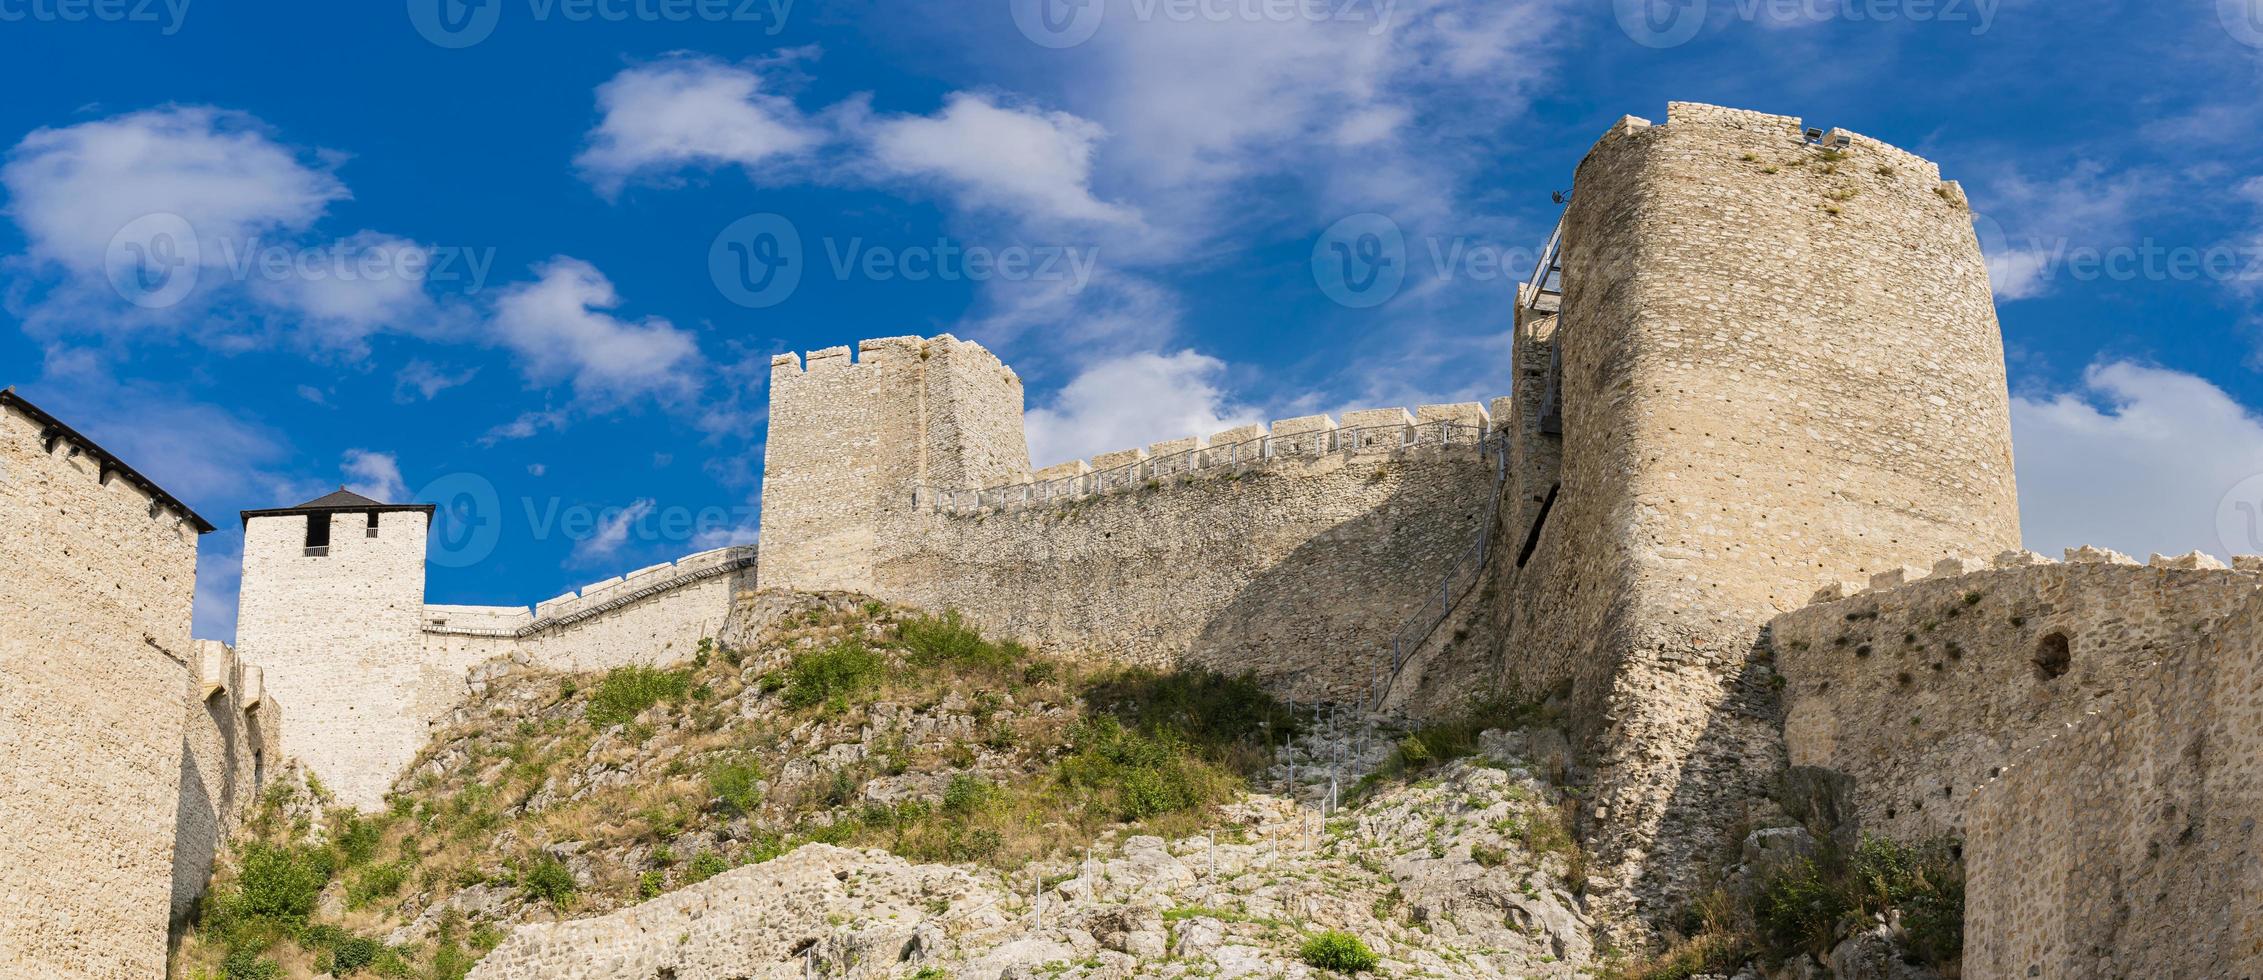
[174,597,1302,980]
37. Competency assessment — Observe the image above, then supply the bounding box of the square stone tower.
[236,489,434,809]
[758,334,1030,593]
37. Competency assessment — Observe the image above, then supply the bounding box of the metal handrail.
[1366,428,1512,712]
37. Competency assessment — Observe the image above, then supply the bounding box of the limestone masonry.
[0,388,228,979]
[758,334,1503,702]
[12,101,2263,978]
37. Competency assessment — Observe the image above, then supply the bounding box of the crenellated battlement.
[916,403,1497,516]
[769,333,1020,384]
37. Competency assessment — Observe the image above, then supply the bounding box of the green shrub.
[520,857,577,906]
[336,814,385,866]
[1753,836,1963,967]
[900,611,1021,672]
[347,860,410,908]
[707,755,764,817]
[229,842,335,929]
[941,774,994,816]
[783,639,885,710]
[1299,931,1380,973]
[585,665,693,728]
[1054,717,1229,821]
[685,851,730,884]
[329,934,381,973]
[221,948,282,980]
[1081,668,1299,757]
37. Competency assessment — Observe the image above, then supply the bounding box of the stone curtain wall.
[1487,103,2024,939]
[1963,586,2263,979]
[245,540,753,811]
[0,397,202,979]
[759,333,1506,703]
[238,509,432,810]
[886,436,1497,703]
[1770,551,2259,841]
[173,640,280,926]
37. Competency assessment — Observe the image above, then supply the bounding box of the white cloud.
[341,449,409,503]
[488,257,702,401]
[244,231,441,346]
[575,56,823,197]
[573,498,656,564]
[1971,162,2150,302]
[394,360,480,402]
[2,106,344,278]
[1024,350,1264,467]
[2011,361,2263,562]
[1066,0,1567,228]
[862,93,1136,226]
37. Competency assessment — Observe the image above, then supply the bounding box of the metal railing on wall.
[1364,427,1512,713]
[915,419,1490,517]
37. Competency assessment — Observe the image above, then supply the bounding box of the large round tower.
[1496,102,2022,939]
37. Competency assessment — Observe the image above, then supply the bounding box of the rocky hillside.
[469,754,1592,979]
[172,593,1587,979]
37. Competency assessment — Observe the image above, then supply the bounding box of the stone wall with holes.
[1770,547,2262,842]
[758,334,1506,704]
[174,639,281,926]
[1475,102,2025,940]
[1962,581,2263,979]
[0,396,204,979]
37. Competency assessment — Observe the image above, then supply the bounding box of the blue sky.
[3,0,2262,640]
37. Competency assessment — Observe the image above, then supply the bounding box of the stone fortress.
[3,102,2259,978]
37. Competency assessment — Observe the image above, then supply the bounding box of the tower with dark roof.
[235,487,435,809]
